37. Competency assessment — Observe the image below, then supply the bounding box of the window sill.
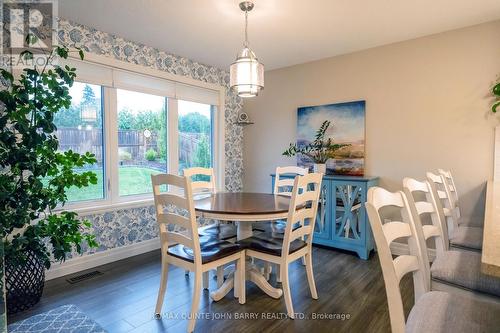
[57,198,155,216]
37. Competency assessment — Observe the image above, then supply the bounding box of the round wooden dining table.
[194,192,293,301]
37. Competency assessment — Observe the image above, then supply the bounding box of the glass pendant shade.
[230,2,264,98]
[230,47,264,98]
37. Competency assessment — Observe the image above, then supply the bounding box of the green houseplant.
[0,38,98,313]
[492,81,500,113]
[283,120,349,174]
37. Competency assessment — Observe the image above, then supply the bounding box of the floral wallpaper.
[56,18,244,257]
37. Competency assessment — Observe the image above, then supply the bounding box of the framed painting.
[297,100,365,176]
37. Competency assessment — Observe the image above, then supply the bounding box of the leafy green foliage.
[144,149,157,161]
[54,83,101,128]
[0,41,97,269]
[193,136,211,168]
[492,82,500,113]
[282,120,350,164]
[179,112,210,133]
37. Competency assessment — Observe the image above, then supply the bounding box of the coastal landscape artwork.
[297,100,365,176]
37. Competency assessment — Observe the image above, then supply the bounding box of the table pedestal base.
[210,262,283,301]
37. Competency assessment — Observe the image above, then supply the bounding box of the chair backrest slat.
[274,166,309,197]
[282,173,322,251]
[157,212,192,231]
[366,187,428,333]
[183,167,216,194]
[382,221,413,246]
[155,193,189,211]
[151,173,201,262]
[289,225,313,241]
[166,232,195,249]
[414,201,434,215]
[393,255,420,282]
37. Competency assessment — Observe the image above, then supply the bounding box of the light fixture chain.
[244,10,249,47]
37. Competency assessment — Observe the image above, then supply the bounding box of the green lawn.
[65,166,163,202]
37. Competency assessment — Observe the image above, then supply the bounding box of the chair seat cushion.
[237,232,307,256]
[450,226,483,251]
[167,235,242,264]
[431,250,500,297]
[406,291,500,333]
[198,223,237,240]
[459,218,484,228]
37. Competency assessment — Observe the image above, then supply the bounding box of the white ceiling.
[59,0,500,71]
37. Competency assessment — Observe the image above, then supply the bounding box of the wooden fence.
[56,128,206,165]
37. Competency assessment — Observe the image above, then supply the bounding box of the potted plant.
[0,37,98,314]
[282,120,349,174]
[492,81,500,113]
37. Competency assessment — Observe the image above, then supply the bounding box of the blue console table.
[271,174,379,259]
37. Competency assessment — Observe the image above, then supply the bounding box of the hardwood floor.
[9,246,413,333]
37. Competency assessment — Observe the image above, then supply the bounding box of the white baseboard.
[390,242,436,261]
[45,238,160,281]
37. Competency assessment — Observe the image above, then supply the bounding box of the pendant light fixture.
[230,1,264,98]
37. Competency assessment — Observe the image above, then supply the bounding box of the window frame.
[59,54,225,213]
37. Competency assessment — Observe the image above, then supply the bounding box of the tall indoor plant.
[0,37,97,313]
[283,120,349,174]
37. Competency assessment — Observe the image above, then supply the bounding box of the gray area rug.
[7,305,106,333]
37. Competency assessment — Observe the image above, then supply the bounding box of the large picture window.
[178,100,213,173]
[56,58,224,208]
[117,89,167,197]
[54,82,105,202]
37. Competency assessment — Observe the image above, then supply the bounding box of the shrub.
[119,150,132,161]
[145,149,157,161]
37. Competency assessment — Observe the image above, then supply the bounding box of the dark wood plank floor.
[9,246,413,333]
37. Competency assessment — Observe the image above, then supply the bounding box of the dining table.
[482,180,500,277]
[194,192,294,301]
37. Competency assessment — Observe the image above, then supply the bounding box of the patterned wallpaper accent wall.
[57,19,244,257]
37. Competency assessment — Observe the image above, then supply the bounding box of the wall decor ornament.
[296,101,366,176]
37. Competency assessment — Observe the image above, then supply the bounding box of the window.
[178,100,213,173]
[117,89,167,196]
[56,58,224,208]
[53,82,105,202]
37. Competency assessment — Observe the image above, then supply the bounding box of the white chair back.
[282,173,322,255]
[366,187,428,333]
[426,171,458,236]
[274,166,309,197]
[438,169,461,219]
[183,167,216,196]
[151,174,201,262]
[403,177,449,255]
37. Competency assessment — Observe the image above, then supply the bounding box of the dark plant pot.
[5,251,45,314]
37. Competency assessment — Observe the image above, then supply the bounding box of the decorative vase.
[313,163,326,174]
[5,251,45,314]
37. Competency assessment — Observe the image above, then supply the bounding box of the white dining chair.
[183,167,236,289]
[151,173,245,333]
[404,177,500,303]
[239,173,322,318]
[264,166,309,282]
[438,169,485,228]
[426,172,483,251]
[366,186,500,333]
